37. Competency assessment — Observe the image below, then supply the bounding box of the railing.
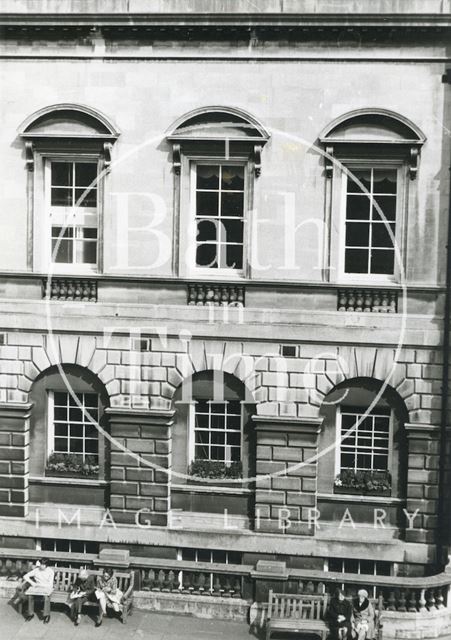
[42,278,98,302]
[1,547,450,613]
[337,288,398,313]
[187,283,245,307]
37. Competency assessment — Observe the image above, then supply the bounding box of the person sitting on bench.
[95,568,123,627]
[68,568,97,626]
[12,558,54,623]
[327,588,353,640]
[353,589,375,640]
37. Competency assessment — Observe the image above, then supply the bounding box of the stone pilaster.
[106,408,174,527]
[0,403,31,518]
[253,415,322,535]
[405,423,440,544]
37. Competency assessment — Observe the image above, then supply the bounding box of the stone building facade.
[0,0,450,599]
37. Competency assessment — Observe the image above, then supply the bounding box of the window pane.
[225,245,243,270]
[196,244,218,268]
[210,446,222,460]
[54,407,67,421]
[221,219,243,244]
[54,392,68,406]
[346,195,371,220]
[75,163,97,187]
[54,423,68,436]
[76,239,97,264]
[211,414,225,429]
[197,219,218,242]
[51,188,73,207]
[75,187,97,208]
[85,439,98,454]
[221,166,244,190]
[195,445,209,460]
[210,404,225,414]
[373,169,397,194]
[345,222,369,247]
[197,191,219,217]
[85,424,98,438]
[70,424,84,438]
[221,193,244,217]
[52,162,72,187]
[211,431,225,445]
[372,223,395,248]
[54,438,68,452]
[345,248,368,273]
[347,169,371,194]
[373,196,397,222]
[197,165,219,190]
[69,408,82,422]
[52,238,73,263]
[84,393,98,407]
[71,540,85,553]
[227,432,241,446]
[370,249,395,274]
[70,439,83,453]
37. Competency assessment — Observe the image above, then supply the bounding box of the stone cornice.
[405,423,441,439]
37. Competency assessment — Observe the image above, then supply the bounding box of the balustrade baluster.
[222,575,232,598]
[407,590,417,612]
[398,590,407,611]
[387,591,397,611]
[426,590,436,610]
[197,572,207,594]
[305,581,315,595]
[435,589,445,609]
[418,588,427,612]
[232,576,242,598]
[212,575,222,597]
[182,571,193,594]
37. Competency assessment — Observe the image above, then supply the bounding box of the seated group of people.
[327,588,376,640]
[11,558,124,627]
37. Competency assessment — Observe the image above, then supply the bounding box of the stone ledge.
[0,580,249,622]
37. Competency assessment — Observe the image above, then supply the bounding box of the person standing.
[68,568,97,626]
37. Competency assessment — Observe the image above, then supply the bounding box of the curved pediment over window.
[167,106,269,177]
[18,104,120,171]
[167,106,270,142]
[18,103,120,140]
[319,108,426,179]
[319,108,425,145]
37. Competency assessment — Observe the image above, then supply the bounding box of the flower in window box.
[334,469,391,496]
[45,452,99,479]
[188,460,242,481]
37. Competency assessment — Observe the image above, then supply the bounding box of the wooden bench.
[18,567,134,624]
[265,591,329,640]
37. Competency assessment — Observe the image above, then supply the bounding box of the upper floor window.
[343,168,398,277]
[167,106,269,278]
[319,109,425,284]
[48,160,99,269]
[18,103,119,274]
[194,163,245,272]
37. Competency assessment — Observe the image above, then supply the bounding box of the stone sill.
[318,492,404,505]
[29,475,107,487]
[172,483,251,495]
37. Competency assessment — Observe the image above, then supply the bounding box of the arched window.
[172,370,255,481]
[318,378,407,499]
[18,104,119,274]
[166,107,269,278]
[319,109,425,283]
[29,364,109,507]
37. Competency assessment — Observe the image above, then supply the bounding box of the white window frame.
[44,156,101,274]
[188,399,244,465]
[181,157,251,279]
[334,405,393,476]
[336,159,407,284]
[326,557,393,598]
[47,390,100,462]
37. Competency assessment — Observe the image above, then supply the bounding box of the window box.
[188,460,242,482]
[333,469,391,497]
[45,453,99,479]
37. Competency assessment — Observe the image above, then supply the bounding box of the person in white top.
[12,558,55,623]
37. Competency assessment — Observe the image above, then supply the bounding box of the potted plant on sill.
[45,453,99,480]
[187,460,243,486]
[333,469,392,497]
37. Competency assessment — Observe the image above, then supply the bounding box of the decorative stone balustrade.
[42,278,98,302]
[337,288,398,313]
[140,567,243,598]
[187,283,245,307]
[0,549,449,615]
